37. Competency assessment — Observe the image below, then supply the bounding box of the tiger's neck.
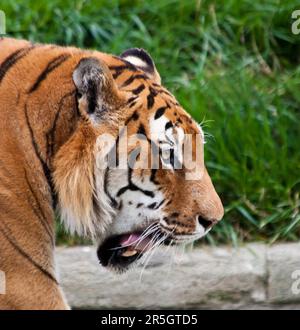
[0,79,79,292]
[23,89,79,207]
[0,86,79,304]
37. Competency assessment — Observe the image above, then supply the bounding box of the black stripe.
[24,169,54,245]
[165,121,173,130]
[150,168,159,185]
[147,202,157,209]
[125,110,140,125]
[87,79,98,114]
[116,186,130,197]
[147,95,154,109]
[147,86,157,109]
[112,71,122,79]
[155,199,165,209]
[28,54,70,93]
[109,64,130,71]
[122,74,147,88]
[132,84,145,95]
[156,88,174,98]
[154,106,168,120]
[170,100,179,106]
[137,123,146,137]
[109,64,137,79]
[104,168,118,208]
[127,96,138,104]
[109,63,137,72]
[129,101,137,108]
[131,111,139,121]
[0,223,58,285]
[24,103,57,208]
[111,66,125,79]
[116,168,155,198]
[127,97,138,108]
[118,200,123,210]
[0,46,35,85]
[46,90,76,161]
[128,101,137,108]
[116,184,154,198]
[114,134,120,168]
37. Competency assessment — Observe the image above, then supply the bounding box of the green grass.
[2,0,300,244]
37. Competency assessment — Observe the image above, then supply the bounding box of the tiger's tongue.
[119,233,153,252]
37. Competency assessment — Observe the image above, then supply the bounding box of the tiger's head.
[53,48,223,272]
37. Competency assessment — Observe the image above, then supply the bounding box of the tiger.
[0,37,224,310]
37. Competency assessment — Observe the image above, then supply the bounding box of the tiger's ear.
[73,57,125,123]
[120,48,161,85]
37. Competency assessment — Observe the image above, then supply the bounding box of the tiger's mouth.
[97,227,171,271]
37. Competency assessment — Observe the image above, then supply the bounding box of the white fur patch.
[106,167,166,237]
[122,55,149,69]
[149,114,169,144]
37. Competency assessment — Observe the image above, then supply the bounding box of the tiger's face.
[54,49,223,272]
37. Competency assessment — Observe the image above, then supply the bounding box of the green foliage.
[2,0,300,244]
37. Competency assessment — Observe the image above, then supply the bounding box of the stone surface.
[267,242,300,304]
[56,243,268,309]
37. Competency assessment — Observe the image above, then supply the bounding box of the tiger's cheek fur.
[53,123,114,238]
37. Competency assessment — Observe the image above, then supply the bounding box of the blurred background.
[2,0,300,245]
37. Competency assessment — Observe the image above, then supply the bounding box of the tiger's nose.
[197,215,216,230]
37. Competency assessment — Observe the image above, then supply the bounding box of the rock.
[56,243,267,309]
